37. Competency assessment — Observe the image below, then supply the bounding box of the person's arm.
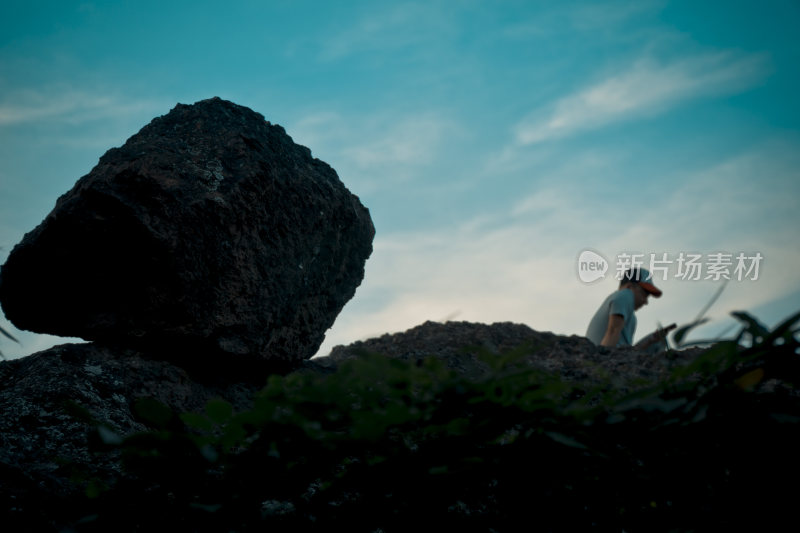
[600,314,625,347]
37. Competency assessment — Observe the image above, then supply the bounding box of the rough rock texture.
[0,97,374,366]
[319,320,706,393]
[0,323,697,513]
[1,320,787,530]
[0,343,262,509]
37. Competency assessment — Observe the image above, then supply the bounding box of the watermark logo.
[577,249,609,283]
[576,250,763,283]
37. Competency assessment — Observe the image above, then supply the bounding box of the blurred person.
[586,267,674,350]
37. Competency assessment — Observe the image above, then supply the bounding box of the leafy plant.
[666,279,728,350]
[67,308,799,531]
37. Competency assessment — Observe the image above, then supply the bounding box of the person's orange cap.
[623,267,662,297]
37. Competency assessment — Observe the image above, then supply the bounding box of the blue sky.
[1,0,799,359]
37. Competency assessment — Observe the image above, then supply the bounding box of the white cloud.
[503,0,664,40]
[287,111,344,151]
[0,85,163,127]
[514,51,770,145]
[319,2,454,60]
[315,222,581,358]
[288,110,456,192]
[343,115,450,169]
[316,140,800,356]
[5,136,797,360]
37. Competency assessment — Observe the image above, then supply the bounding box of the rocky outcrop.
[0,97,374,366]
[0,321,703,509]
[1,318,795,531]
[0,97,374,527]
[320,320,704,391]
[0,322,690,500]
[4,97,791,530]
[0,342,263,526]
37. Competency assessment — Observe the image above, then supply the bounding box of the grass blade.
[1,324,19,344]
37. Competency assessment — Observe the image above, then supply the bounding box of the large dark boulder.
[0,97,374,366]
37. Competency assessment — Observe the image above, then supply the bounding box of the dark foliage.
[41,310,800,531]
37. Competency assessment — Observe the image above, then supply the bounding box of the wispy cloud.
[504,0,664,39]
[568,0,666,30]
[343,114,450,169]
[288,110,456,191]
[316,139,800,357]
[319,2,454,60]
[316,221,581,358]
[514,51,770,145]
[0,85,162,127]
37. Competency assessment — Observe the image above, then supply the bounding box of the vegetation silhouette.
[57,307,800,532]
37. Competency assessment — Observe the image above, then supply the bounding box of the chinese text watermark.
[577,250,762,283]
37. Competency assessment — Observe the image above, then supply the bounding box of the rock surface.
[0,342,262,522]
[319,320,705,393]
[0,321,695,502]
[0,320,789,530]
[0,97,374,366]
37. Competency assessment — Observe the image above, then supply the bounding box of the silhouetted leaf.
[63,400,99,425]
[205,399,233,425]
[180,412,215,432]
[764,309,800,345]
[672,318,710,346]
[134,398,173,429]
[731,311,769,341]
[544,431,587,450]
[97,425,123,445]
[0,324,19,343]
